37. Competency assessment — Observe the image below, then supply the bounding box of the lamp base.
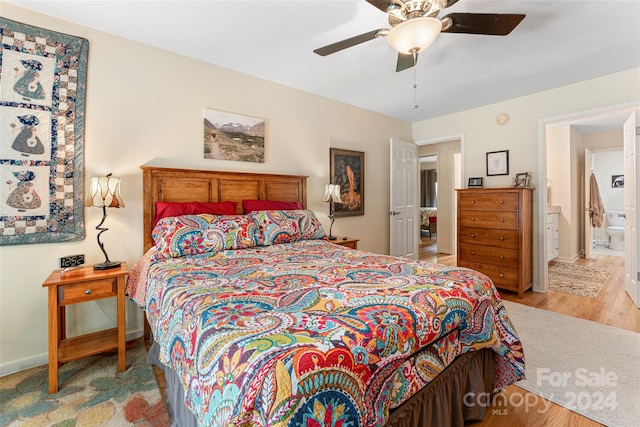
[328,236,337,240]
[93,261,122,270]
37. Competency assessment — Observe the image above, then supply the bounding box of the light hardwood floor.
[150,238,637,426]
[419,235,638,426]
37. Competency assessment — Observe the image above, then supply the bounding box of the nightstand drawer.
[58,278,117,305]
[332,237,359,250]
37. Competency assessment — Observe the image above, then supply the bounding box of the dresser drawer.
[459,211,519,230]
[458,227,519,249]
[458,192,519,211]
[458,244,519,266]
[458,261,520,291]
[58,278,117,305]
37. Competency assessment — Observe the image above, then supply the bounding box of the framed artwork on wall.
[330,148,364,217]
[486,150,509,176]
[611,175,624,188]
[203,108,265,163]
[0,18,89,246]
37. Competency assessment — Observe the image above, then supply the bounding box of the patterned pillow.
[152,214,261,258]
[249,210,326,246]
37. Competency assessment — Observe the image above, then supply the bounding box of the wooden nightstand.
[331,237,359,250]
[42,263,128,394]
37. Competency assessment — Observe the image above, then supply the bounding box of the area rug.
[0,338,169,426]
[547,262,612,298]
[503,300,640,427]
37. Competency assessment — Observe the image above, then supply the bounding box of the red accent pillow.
[153,201,237,227]
[242,199,304,213]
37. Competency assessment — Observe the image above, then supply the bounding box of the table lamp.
[323,184,343,240]
[85,173,125,270]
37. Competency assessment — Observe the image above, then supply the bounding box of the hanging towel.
[589,172,604,228]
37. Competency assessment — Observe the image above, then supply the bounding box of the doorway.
[540,103,639,309]
[589,149,625,257]
[419,155,438,260]
[416,137,462,261]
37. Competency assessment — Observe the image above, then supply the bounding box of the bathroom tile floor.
[592,244,624,257]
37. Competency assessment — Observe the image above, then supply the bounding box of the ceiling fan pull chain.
[412,49,419,109]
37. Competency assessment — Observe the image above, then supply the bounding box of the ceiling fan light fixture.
[387,17,442,55]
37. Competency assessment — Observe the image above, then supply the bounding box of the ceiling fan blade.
[396,53,416,72]
[441,13,525,36]
[313,29,382,56]
[365,0,398,13]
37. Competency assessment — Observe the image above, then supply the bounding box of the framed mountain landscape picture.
[204,108,265,163]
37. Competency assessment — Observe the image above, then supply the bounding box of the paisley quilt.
[127,239,525,426]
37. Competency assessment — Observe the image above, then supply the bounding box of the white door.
[623,112,639,306]
[584,148,593,259]
[390,138,419,258]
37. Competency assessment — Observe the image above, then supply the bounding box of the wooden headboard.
[141,166,308,252]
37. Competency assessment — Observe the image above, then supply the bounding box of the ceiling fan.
[314,0,525,72]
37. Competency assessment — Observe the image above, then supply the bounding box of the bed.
[420,207,437,236]
[127,166,525,427]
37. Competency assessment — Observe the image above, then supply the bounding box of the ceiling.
[5,0,640,125]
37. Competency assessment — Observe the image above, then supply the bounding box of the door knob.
[390,211,401,216]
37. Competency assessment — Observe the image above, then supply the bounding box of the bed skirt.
[147,341,496,427]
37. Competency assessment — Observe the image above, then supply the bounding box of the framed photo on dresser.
[468,177,483,188]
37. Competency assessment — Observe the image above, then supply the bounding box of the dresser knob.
[471,251,475,255]
[500,200,504,204]
[85,289,92,295]
[471,200,476,204]
[499,273,504,278]
[470,234,475,238]
[499,218,504,222]
[499,236,505,240]
[471,217,475,221]
[500,255,504,260]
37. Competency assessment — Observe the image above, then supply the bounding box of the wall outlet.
[59,254,85,269]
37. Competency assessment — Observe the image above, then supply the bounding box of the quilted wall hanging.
[0,18,88,245]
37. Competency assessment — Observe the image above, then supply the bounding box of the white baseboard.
[0,329,143,377]
[553,253,581,264]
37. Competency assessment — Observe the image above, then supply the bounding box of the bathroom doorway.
[587,148,625,258]
[542,104,639,309]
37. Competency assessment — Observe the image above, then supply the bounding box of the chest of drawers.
[456,188,533,297]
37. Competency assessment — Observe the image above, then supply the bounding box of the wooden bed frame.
[141,165,307,252]
[139,165,496,426]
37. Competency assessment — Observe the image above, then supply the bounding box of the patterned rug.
[0,338,170,426]
[548,262,613,298]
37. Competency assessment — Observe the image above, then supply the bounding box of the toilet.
[606,211,625,250]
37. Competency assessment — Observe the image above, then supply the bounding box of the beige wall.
[0,4,412,374]
[570,126,585,259]
[546,125,575,261]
